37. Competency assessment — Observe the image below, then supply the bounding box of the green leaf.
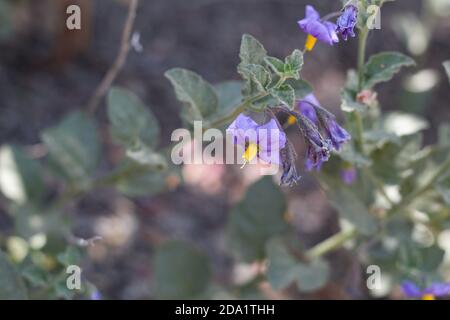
[436,176,450,205]
[0,250,27,299]
[227,177,289,262]
[264,56,285,75]
[398,242,445,274]
[270,84,295,110]
[284,49,303,79]
[363,52,415,89]
[266,238,329,292]
[153,241,211,299]
[41,112,100,187]
[239,64,271,92]
[321,177,377,235]
[165,68,218,122]
[0,145,44,205]
[208,81,243,124]
[443,61,450,83]
[125,143,167,169]
[113,159,176,197]
[107,87,160,149]
[238,34,267,67]
[57,246,81,267]
[285,79,313,99]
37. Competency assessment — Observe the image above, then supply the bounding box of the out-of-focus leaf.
[227,177,288,262]
[125,144,167,169]
[270,84,295,110]
[363,52,415,89]
[165,68,218,122]
[436,176,450,206]
[41,112,100,187]
[113,159,178,197]
[443,61,450,83]
[266,238,329,292]
[153,241,211,299]
[57,246,81,267]
[107,87,160,148]
[0,145,44,204]
[321,177,377,235]
[438,124,450,146]
[398,242,445,274]
[0,250,27,299]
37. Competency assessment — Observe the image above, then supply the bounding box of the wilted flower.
[280,142,301,186]
[322,116,351,151]
[402,280,450,300]
[297,93,319,125]
[226,114,287,166]
[336,4,358,41]
[297,114,332,171]
[340,166,357,184]
[299,94,351,151]
[298,5,339,51]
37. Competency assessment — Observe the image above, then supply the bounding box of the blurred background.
[0,0,449,299]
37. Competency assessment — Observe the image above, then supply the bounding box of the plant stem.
[357,27,369,92]
[305,227,357,260]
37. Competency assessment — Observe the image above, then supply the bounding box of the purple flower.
[297,94,319,125]
[340,167,357,184]
[323,117,351,151]
[226,114,287,165]
[402,280,450,300]
[336,5,358,41]
[298,5,339,51]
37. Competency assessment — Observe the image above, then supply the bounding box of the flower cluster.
[298,4,358,51]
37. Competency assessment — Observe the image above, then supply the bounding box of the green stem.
[357,27,369,92]
[305,227,357,260]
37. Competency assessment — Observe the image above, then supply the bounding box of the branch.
[86,0,140,114]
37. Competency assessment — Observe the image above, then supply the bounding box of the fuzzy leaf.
[239,64,271,92]
[364,52,415,88]
[165,68,218,122]
[270,84,295,110]
[227,177,288,262]
[41,112,100,187]
[107,87,160,149]
[264,56,285,75]
[238,34,267,67]
[285,79,313,99]
[284,49,303,79]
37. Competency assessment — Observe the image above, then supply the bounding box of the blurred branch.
[86,0,140,114]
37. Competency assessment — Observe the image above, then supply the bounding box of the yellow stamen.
[305,34,317,51]
[287,115,297,126]
[241,143,258,168]
[422,294,435,300]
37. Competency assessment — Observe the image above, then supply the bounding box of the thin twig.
[87,0,140,114]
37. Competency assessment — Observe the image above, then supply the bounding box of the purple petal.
[298,94,320,125]
[305,5,320,20]
[424,282,450,297]
[401,281,423,298]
